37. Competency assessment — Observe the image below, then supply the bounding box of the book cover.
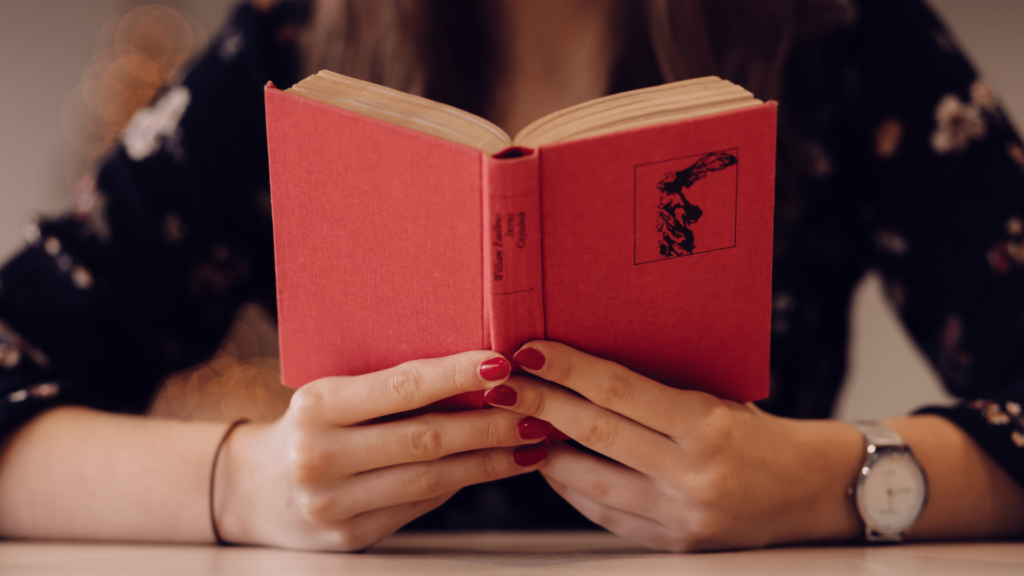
[266,85,776,405]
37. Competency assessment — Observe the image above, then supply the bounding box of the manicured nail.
[518,416,553,440]
[513,445,548,467]
[549,428,571,442]
[513,347,546,371]
[479,357,511,381]
[484,384,518,406]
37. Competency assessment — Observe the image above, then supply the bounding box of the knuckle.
[544,350,573,383]
[578,414,617,450]
[451,358,479,392]
[697,405,738,453]
[406,424,444,460]
[581,475,611,500]
[681,510,724,549]
[659,534,697,553]
[481,450,508,480]
[409,467,443,496]
[595,369,635,407]
[586,503,614,527]
[288,385,324,424]
[325,526,363,552]
[485,415,505,448]
[294,492,334,524]
[520,387,546,418]
[686,466,730,509]
[384,364,424,405]
[287,435,331,487]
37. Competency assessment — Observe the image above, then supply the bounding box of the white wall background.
[0,0,1021,420]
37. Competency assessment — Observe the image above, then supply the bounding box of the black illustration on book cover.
[656,151,738,257]
[634,149,739,265]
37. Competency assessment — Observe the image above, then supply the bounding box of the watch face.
[859,452,927,534]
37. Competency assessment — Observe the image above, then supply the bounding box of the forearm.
[789,414,1024,543]
[0,406,226,542]
[888,414,1024,539]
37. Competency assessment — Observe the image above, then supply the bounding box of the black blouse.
[1,0,1023,530]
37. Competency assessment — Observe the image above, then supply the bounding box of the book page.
[287,72,762,154]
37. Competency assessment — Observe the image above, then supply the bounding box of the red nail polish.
[518,416,553,440]
[549,428,571,442]
[484,384,518,406]
[479,357,511,381]
[513,445,548,467]
[513,347,546,371]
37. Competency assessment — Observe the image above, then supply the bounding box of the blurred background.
[0,0,1021,422]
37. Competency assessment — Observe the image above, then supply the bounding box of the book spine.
[482,148,545,360]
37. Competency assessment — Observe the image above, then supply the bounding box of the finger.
[294,351,512,426]
[539,443,660,519]
[328,410,552,476]
[513,341,720,433]
[325,445,547,520]
[324,491,455,552]
[544,476,681,552]
[486,375,679,478]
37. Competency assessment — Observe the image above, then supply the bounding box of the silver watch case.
[852,422,929,543]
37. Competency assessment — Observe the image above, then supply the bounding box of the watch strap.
[854,420,907,449]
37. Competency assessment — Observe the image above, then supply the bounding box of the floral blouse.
[1,0,1022,529]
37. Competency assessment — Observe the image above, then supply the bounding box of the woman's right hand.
[212,351,550,551]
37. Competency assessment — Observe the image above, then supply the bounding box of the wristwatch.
[851,421,928,542]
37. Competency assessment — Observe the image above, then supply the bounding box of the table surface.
[2,531,1023,575]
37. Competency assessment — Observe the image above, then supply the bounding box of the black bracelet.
[210,418,250,545]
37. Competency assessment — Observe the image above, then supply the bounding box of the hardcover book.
[266,71,777,407]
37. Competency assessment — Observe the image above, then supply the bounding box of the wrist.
[774,418,864,544]
[211,420,270,545]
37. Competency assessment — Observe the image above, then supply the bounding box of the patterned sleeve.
[837,0,1024,484]
[0,2,303,438]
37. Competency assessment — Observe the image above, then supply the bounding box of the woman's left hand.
[485,341,866,552]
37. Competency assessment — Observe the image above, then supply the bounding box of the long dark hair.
[301,0,853,250]
[302,0,850,105]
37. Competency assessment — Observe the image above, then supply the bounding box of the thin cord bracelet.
[210,418,250,545]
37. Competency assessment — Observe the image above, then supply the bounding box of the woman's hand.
[484,341,866,552]
[214,351,551,551]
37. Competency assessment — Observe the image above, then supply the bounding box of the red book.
[266,72,776,406]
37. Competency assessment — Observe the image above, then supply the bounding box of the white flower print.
[969,79,997,113]
[930,94,986,155]
[984,403,1011,425]
[219,30,244,61]
[72,176,111,242]
[71,265,94,290]
[122,85,191,161]
[43,236,61,256]
[23,215,41,245]
[1007,216,1023,237]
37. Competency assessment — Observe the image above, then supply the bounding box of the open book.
[266,71,777,405]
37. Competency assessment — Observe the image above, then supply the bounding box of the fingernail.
[513,347,546,371]
[518,416,553,440]
[484,384,518,406]
[479,357,511,381]
[513,445,548,467]
[549,428,571,442]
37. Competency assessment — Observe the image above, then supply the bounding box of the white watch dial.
[860,452,927,534]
